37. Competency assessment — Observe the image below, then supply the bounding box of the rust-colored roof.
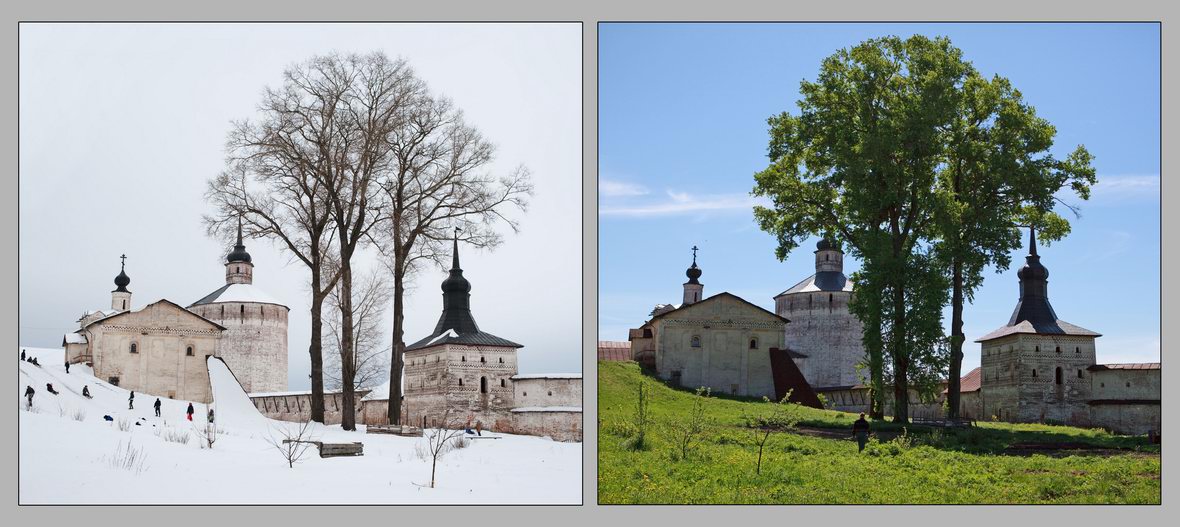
[767,347,823,409]
[598,341,631,361]
[944,366,982,394]
[1088,363,1160,371]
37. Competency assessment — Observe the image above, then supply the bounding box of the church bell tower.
[683,246,703,305]
[111,254,131,311]
[225,216,254,285]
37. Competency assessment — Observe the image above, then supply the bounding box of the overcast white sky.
[18,23,582,389]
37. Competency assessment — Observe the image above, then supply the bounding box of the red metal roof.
[598,341,631,361]
[1089,363,1160,371]
[943,366,981,394]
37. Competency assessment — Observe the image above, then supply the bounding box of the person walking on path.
[852,413,871,452]
[65,362,70,373]
[20,350,25,361]
[24,385,34,407]
[128,391,135,410]
[186,402,195,421]
[154,398,162,417]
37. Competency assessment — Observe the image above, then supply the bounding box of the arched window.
[1032,368,1037,378]
[500,379,506,388]
[129,342,138,354]
[186,346,194,357]
[691,336,701,348]
[1035,345,1040,352]
[220,305,225,319]
[1055,346,1061,354]
[825,254,830,261]
[480,376,488,394]
[240,305,245,321]
[749,338,758,350]
[1077,370,1083,379]
[480,357,486,363]
[1075,347,1080,354]
[1055,367,1063,385]
[499,357,504,363]
[461,356,466,362]
[458,378,463,386]
[548,391,553,396]
[122,299,127,310]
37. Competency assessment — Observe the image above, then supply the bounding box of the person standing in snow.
[20,350,25,361]
[82,385,91,398]
[154,398,162,417]
[475,420,483,437]
[207,407,214,424]
[65,361,70,373]
[128,391,135,410]
[186,402,195,421]
[24,385,34,407]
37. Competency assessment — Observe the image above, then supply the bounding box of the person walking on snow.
[24,385,34,407]
[128,391,134,410]
[154,398,162,417]
[852,413,871,452]
[20,350,25,361]
[64,361,70,373]
[186,402,195,421]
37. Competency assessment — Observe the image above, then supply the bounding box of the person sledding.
[464,414,476,435]
[46,383,59,395]
[154,398,162,417]
[82,385,92,398]
[24,385,34,407]
[128,391,135,410]
[186,402,195,421]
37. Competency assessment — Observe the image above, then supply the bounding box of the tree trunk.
[388,261,406,425]
[308,289,326,424]
[947,256,964,419]
[339,261,357,431]
[890,277,909,424]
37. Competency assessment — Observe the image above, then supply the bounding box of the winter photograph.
[597,23,1160,504]
[18,22,582,505]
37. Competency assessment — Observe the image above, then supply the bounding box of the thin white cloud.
[600,189,769,217]
[599,178,650,197]
[1088,174,1160,201]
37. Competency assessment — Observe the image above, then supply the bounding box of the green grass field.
[597,361,1161,504]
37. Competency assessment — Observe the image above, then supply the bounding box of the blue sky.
[599,23,1160,373]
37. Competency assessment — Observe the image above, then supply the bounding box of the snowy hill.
[18,347,581,504]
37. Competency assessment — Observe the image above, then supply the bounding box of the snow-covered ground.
[18,347,581,504]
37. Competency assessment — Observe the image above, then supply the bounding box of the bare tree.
[264,420,318,468]
[204,54,352,422]
[418,407,467,488]
[375,91,533,425]
[664,387,712,460]
[192,420,219,450]
[325,266,393,391]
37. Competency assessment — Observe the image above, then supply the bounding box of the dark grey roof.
[406,234,521,352]
[976,319,1100,342]
[406,330,522,351]
[775,271,854,297]
[976,228,1100,342]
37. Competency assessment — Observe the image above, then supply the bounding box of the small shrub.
[451,436,471,450]
[105,440,148,475]
[116,419,132,432]
[156,427,191,445]
[71,408,86,422]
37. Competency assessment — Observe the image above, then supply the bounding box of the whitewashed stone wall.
[652,294,785,398]
[512,376,581,407]
[250,390,370,425]
[777,290,864,388]
[401,343,518,432]
[980,334,1096,425]
[188,301,288,394]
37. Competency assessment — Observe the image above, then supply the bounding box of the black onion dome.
[114,269,131,292]
[1016,228,1048,281]
[226,216,252,263]
[441,236,471,294]
[685,262,702,284]
[816,238,839,251]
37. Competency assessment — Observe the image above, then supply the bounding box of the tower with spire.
[774,238,862,389]
[225,216,254,285]
[111,254,132,312]
[683,246,703,305]
[400,228,523,430]
[975,227,1100,425]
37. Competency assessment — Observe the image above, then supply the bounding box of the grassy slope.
[597,361,1160,504]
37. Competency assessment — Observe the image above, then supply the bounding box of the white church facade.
[63,221,290,402]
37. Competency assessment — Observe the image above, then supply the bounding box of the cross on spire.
[691,245,699,265]
[120,254,127,271]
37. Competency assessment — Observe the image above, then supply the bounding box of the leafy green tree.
[754,35,969,422]
[934,70,1096,418]
[743,391,804,475]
